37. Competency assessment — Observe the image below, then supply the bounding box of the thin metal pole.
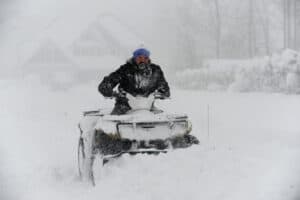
[207,104,210,140]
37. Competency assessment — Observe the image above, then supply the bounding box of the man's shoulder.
[117,62,132,71]
[121,59,135,68]
[150,63,163,72]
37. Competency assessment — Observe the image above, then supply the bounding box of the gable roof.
[70,15,145,58]
[27,39,73,65]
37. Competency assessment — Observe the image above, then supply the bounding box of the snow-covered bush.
[174,49,300,94]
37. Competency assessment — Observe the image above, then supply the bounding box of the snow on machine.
[77,92,199,185]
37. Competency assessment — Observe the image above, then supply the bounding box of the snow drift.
[176,49,300,94]
[1,78,300,200]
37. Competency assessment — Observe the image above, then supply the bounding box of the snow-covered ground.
[1,79,300,200]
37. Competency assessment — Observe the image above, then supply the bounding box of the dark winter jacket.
[98,58,170,98]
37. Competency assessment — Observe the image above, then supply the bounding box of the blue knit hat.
[133,48,150,58]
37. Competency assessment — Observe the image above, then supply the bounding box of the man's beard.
[138,63,147,70]
[137,63,152,77]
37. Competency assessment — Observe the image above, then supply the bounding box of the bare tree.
[294,0,297,49]
[287,0,291,48]
[214,0,221,59]
[258,0,271,55]
[174,0,199,68]
[283,0,287,48]
[248,0,255,58]
[283,0,298,49]
[293,0,300,50]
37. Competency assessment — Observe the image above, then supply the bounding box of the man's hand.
[112,89,127,99]
[153,90,167,99]
[118,88,127,98]
[156,85,170,98]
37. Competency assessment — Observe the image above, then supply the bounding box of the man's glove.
[156,85,170,98]
[112,88,127,99]
[154,90,167,99]
[118,88,127,98]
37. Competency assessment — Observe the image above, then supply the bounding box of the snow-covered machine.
[77,93,199,185]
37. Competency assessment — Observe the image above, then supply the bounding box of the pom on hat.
[133,48,150,58]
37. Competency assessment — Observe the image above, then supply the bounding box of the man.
[98,48,170,115]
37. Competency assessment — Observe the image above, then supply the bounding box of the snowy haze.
[0,0,287,76]
[1,0,298,91]
[1,1,300,200]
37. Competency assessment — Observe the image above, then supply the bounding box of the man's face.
[135,55,149,65]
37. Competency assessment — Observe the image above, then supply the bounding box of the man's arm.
[156,66,170,98]
[98,66,124,97]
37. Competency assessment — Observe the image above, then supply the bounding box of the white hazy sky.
[0,0,286,78]
[0,0,176,70]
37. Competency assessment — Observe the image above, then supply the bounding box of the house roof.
[24,15,146,72]
[26,39,74,66]
[70,15,145,57]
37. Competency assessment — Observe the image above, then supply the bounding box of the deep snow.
[1,79,300,200]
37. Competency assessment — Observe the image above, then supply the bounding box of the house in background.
[22,39,80,89]
[69,14,145,75]
[70,15,144,58]
[21,15,145,89]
